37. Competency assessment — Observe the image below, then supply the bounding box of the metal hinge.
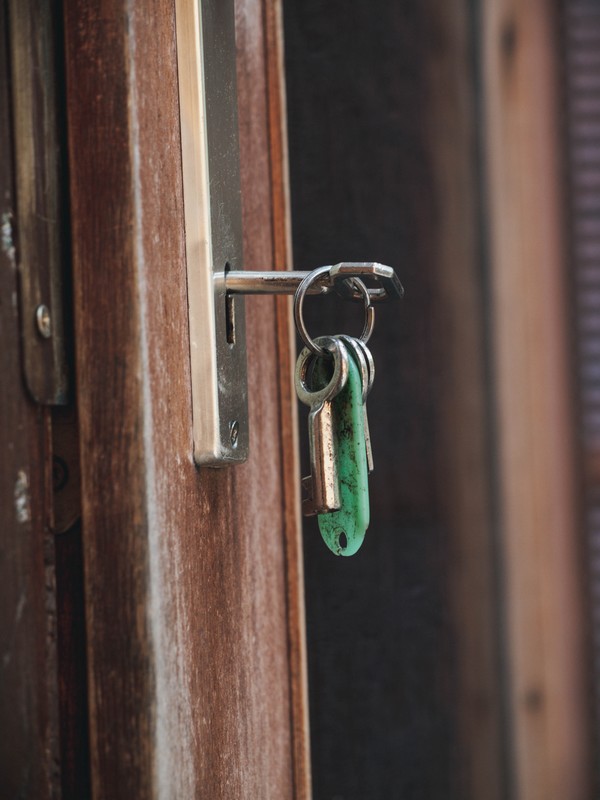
[8,0,70,406]
[7,1,80,535]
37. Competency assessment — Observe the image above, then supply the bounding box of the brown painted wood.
[264,1,311,795]
[0,4,60,797]
[483,0,592,796]
[62,0,307,796]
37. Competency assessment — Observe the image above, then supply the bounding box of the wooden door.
[2,0,310,797]
[3,1,595,798]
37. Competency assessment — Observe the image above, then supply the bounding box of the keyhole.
[226,294,236,345]
[338,531,348,551]
[225,262,236,345]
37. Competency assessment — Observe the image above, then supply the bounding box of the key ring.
[294,266,375,358]
[294,335,349,408]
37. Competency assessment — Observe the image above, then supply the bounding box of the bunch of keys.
[293,271,376,557]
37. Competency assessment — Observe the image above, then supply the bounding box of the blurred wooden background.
[284,0,592,797]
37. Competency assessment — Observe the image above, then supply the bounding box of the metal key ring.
[294,267,375,358]
[295,336,349,407]
[337,335,370,403]
[348,336,375,396]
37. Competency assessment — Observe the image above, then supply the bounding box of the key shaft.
[295,338,349,516]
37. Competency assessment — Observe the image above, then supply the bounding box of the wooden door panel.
[62,0,308,796]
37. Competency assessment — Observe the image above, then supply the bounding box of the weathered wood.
[264,1,312,795]
[62,0,307,796]
[483,0,592,796]
[0,5,60,796]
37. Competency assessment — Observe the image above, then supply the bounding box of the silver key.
[338,335,375,473]
[295,337,349,516]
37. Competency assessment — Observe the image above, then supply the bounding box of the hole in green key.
[338,531,348,550]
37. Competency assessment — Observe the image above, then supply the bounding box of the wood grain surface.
[264,1,312,794]
[483,0,591,797]
[62,0,307,796]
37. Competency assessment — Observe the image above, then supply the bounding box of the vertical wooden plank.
[425,3,505,797]
[62,0,307,796]
[63,3,156,792]
[0,5,60,797]
[482,0,591,796]
[264,1,312,795]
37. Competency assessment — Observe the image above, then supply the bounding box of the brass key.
[295,337,349,515]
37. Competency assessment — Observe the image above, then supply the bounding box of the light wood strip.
[482,1,591,796]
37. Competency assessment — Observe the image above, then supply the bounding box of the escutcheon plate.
[175,0,248,465]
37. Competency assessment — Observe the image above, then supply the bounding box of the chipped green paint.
[314,350,369,556]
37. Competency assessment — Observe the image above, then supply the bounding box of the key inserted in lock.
[176,0,403,468]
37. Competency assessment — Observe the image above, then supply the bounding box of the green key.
[312,338,370,556]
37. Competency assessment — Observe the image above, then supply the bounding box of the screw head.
[35,304,52,338]
[229,420,239,448]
